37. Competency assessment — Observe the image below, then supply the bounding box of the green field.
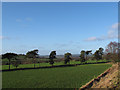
[2,60,109,70]
[2,63,111,88]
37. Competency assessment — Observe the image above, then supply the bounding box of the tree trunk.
[34,58,35,68]
[9,59,10,70]
[101,55,103,59]
[86,55,87,61]
[34,63,35,68]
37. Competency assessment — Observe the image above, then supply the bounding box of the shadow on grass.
[1,62,109,72]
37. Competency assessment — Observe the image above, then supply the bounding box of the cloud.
[0,36,3,39]
[16,17,32,22]
[85,23,118,41]
[85,37,97,41]
[85,36,105,41]
[25,17,32,21]
[107,29,117,39]
[16,19,22,22]
[111,23,118,29]
[0,36,10,40]
[107,23,118,39]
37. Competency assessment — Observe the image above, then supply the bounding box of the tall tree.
[80,50,86,63]
[26,49,39,68]
[99,47,104,59]
[94,50,100,61]
[2,53,18,70]
[49,51,56,66]
[105,41,119,62]
[105,42,118,54]
[64,52,72,64]
[85,50,92,60]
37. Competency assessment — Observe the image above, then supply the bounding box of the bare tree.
[105,41,119,62]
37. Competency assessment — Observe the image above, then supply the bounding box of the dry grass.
[92,63,119,88]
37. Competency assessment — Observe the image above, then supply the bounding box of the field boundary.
[80,64,113,89]
[1,62,109,72]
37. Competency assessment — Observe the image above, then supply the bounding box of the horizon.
[2,2,118,55]
[1,43,116,55]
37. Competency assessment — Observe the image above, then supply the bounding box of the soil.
[91,63,120,88]
[80,62,120,89]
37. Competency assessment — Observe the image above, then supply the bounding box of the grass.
[1,60,109,70]
[2,63,112,88]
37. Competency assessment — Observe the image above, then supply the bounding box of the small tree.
[49,51,56,66]
[64,52,72,64]
[80,50,86,63]
[26,49,39,68]
[2,53,18,70]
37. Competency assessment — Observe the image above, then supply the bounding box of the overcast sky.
[2,2,118,55]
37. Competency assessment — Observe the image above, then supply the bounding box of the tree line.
[2,41,120,70]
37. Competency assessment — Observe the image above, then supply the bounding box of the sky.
[2,2,118,55]
[2,0,120,2]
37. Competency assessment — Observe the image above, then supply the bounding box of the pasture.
[2,63,111,88]
[1,59,109,70]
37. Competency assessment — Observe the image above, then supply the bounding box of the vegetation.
[11,58,21,69]
[2,59,109,70]
[1,41,119,70]
[105,42,119,63]
[49,51,56,66]
[99,47,104,59]
[2,53,18,70]
[64,52,72,64]
[80,50,86,63]
[85,50,92,60]
[2,64,111,88]
[26,49,39,68]
[94,48,104,61]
